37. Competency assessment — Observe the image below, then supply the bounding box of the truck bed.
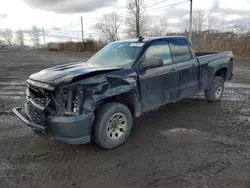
[196,51,233,66]
[196,51,234,91]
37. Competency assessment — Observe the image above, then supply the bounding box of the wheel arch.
[95,90,142,118]
[214,67,228,81]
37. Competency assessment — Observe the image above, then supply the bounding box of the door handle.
[191,64,196,67]
[170,68,176,72]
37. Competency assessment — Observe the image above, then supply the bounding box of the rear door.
[138,39,179,112]
[169,39,199,98]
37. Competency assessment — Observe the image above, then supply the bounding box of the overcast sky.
[0,0,250,44]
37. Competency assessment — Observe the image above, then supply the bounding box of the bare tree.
[207,12,217,32]
[125,0,148,38]
[149,19,169,36]
[16,29,25,46]
[234,24,248,34]
[0,28,13,45]
[193,9,206,33]
[0,33,2,45]
[94,12,120,42]
[30,26,41,48]
[216,21,227,33]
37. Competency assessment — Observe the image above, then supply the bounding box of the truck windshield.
[86,42,144,67]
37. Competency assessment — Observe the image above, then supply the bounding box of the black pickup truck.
[13,36,234,149]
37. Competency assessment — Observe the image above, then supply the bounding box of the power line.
[58,18,80,29]
[44,0,190,42]
[81,0,187,22]
[145,0,189,12]
[144,0,167,9]
[46,18,80,32]
[82,0,167,21]
[81,0,189,24]
[59,23,81,30]
[82,1,190,37]
[81,13,130,23]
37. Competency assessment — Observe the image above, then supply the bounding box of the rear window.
[169,39,192,63]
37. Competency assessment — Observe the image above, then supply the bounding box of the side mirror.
[139,57,164,70]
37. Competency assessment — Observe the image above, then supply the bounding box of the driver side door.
[138,39,180,113]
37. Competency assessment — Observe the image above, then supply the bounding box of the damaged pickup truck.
[13,36,234,149]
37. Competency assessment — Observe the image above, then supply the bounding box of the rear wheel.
[205,76,224,102]
[92,102,133,149]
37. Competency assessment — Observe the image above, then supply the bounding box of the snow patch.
[0,91,25,95]
[225,82,250,89]
[1,86,25,90]
[0,81,26,86]
[0,95,23,100]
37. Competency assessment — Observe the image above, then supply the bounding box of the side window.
[145,40,172,65]
[169,39,192,63]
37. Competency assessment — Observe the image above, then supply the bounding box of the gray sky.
[0,0,250,44]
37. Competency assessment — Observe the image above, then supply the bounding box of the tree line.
[0,26,41,48]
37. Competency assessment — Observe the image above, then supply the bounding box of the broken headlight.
[63,88,83,116]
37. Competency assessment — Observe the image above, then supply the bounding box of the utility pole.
[189,0,193,43]
[135,0,140,38]
[81,17,84,42]
[42,28,45,46]
[80,17,84,51]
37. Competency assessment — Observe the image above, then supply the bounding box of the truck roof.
[114,36,189,43]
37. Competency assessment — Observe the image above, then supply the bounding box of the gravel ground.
[0,51,250,188]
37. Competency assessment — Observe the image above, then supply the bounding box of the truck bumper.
[12,107,94,145]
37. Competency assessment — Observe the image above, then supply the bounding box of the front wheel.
[92,102,133,149]
[205,76,224,102]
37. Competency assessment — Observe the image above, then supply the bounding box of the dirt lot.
[0,51,250,188]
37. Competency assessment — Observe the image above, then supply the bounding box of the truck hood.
[29,62,123,85]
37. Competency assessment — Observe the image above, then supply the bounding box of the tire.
[205,76,224,102]
[92,102,133,149]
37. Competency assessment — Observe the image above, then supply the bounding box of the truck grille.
[27,103,46,125]
[26,84,56,125]
[33,97,48,107]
